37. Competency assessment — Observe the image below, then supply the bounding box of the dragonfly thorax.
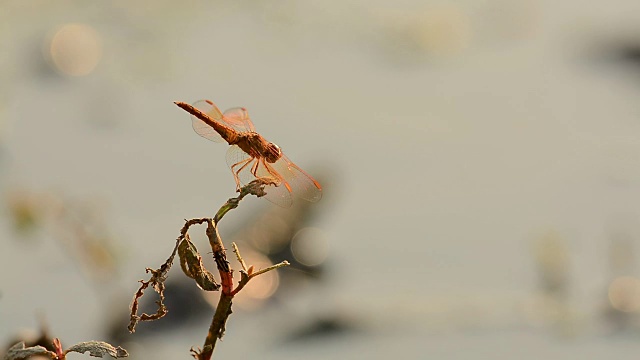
[236,133,282,163]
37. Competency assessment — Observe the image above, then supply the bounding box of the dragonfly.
[175,99,322,207]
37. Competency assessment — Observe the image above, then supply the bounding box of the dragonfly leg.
[230,157,254,191]
[250,158,278,187]
[250,157,260,177]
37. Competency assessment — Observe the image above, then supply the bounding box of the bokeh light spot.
[248,212,290,253]
[608,276,640,312]
[48,23,102,76]
[242,252,279,301]
[291,227,329,267]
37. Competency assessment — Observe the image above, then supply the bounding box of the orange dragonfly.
[175,99,322,207]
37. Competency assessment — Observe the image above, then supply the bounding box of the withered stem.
[131,180,283,360]
[197,181,269,360]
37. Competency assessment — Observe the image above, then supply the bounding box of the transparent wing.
[269,154,322,203]
[226,145,251,180]
[223,107,256,133]
[258,172,293,208]
[191,100,225,143]
[226,146,293,207]
[257,158,294,208]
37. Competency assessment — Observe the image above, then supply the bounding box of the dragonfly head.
[265,143,282,163]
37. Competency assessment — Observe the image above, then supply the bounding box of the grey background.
[3,1,640,359]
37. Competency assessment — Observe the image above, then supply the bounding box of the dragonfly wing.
[255,158,293,207]
[223,107,256,133]
[262,181,293,207]
[269,154,322,203]
[191,100,225,143]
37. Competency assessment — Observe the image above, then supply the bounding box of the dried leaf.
[4,342,56,360]
[178,236,220,291]
[65,341,128,358]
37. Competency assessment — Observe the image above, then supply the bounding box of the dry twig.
[127,180,289,360]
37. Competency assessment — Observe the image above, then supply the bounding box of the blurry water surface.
[3,1,640,359]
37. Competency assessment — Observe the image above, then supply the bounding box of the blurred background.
[3,0,640,359]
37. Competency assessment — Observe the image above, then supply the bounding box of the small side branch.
[231,242,289,296]
[231,243,249,273]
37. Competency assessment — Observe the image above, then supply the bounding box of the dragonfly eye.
[266,143,282,163]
